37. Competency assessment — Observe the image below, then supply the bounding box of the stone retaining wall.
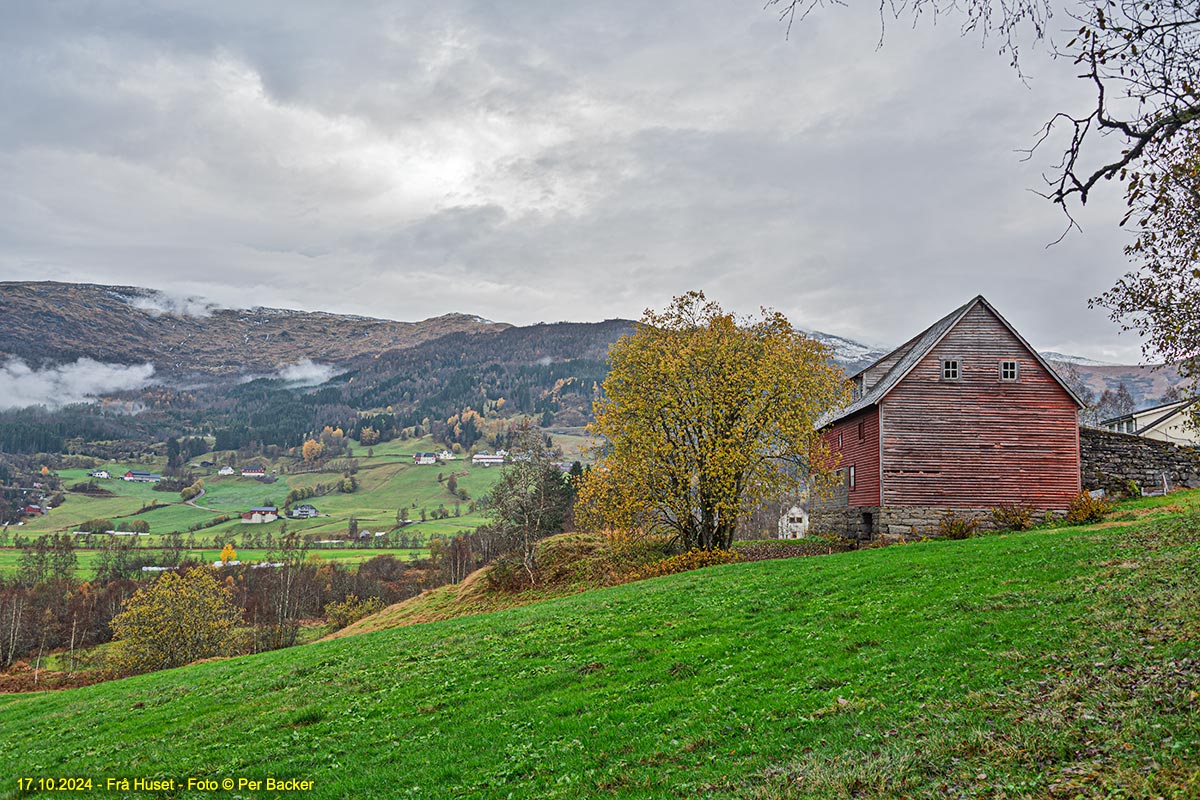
[811,504,1065,543]
[1080,426,1200,495]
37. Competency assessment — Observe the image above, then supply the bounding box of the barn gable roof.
[825,295,1086,427]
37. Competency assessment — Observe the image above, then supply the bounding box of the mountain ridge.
[0,281,511,376]
[0,280,1183,410]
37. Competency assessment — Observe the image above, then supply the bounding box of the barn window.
[942,359,961,380]
[1000,360,1019,381]
[848,465,856,488]
[837,432,843,448]
[857,421,865,441]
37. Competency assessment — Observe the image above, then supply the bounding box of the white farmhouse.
[1102,397,1199,446]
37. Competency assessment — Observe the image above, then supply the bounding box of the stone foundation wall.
[812,504,1067,543]
[809,506,879,541]
[1080,426,1200,495]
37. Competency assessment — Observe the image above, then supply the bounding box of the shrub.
[106,568,244,676]
[179,479,204,502]
[633,548,742,580]
[188,514,233,532]
[1066,491,1113,524]
[989,503,1034,531]
[937,513,979,540]
[484,553,530,592]
[324,595,385,630]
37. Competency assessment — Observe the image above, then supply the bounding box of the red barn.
[812,296,1085,541]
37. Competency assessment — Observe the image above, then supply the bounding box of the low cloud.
[276,359,336,386]
[123,289,221,318]
[0,358,157,410]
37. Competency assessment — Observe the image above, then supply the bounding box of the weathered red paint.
[880,303,1081,507]
[820,406,882,506]
[822,300,1082,512]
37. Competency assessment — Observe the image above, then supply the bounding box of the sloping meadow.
[2,508,1198,798]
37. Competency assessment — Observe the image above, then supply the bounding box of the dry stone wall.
[1080,427,1200,495]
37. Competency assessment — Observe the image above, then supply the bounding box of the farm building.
[241,506,279,524]
[413,453,438,465]
[289,503,319,518]
[777,505,809,539]
[88,469,111,479]
[122,470,162,483]
[811,295,1085,541]
[472,453,505,467]
[240,466,266,477]
[1101,397,1199,446]
[218,466,236,476]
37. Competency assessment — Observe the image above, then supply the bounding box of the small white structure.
[413,452,438,465]
[218,465,236,476]
[437,449,457,461]
[472,453,505,467]
[88,469,111,479]
[777,505,810,539]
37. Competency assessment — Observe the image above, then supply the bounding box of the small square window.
[1000,360,1019,381]
[857,421,865,441]
[942,360,960,380]
[848,465,856,489]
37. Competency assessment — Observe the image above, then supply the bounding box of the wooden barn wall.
[819,406,881,507]
[881,304,1081,509]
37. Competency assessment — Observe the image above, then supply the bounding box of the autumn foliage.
[302,438,324,463]
[577,292,849,550]
[106,568,244,676]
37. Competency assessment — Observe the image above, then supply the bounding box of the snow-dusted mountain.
[803,329,891,374]
[1038,351,1118,367]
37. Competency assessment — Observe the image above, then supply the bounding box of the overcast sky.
[0,1,1147,360]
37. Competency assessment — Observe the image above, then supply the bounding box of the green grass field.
[8,437,502,559]
[2,496,1197,798]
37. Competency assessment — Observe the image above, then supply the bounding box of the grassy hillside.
[2,496,1198,797]
[328,532,644,638]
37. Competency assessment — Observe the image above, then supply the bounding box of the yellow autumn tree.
[359,425,380,446]
[302,438,324,463]
[220,543,237,564]
[577,291,849,550]
[106,568,244,675]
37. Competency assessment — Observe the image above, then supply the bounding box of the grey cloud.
[0,0,1149,362]
[0,358,157,411]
